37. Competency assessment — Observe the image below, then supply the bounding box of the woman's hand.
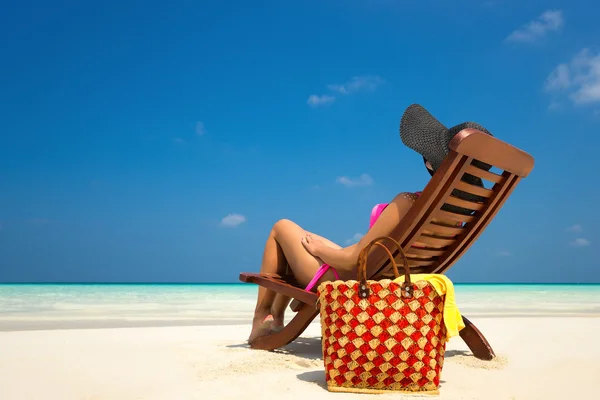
[301,233,356,271]
[301,234,328,258]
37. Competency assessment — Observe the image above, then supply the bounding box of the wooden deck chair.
[240,128,534,360]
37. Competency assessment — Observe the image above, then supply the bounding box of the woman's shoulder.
[399,192,421,202]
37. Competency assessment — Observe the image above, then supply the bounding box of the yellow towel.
[393,274,465,341]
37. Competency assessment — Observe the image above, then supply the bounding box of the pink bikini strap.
[305,263,339,292]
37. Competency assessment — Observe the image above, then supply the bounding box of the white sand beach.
[1,284,599,400]
[1,317,600,400]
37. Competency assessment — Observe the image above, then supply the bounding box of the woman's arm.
[301,235,359,271]
[313,244,358,272]
[346,193,416,276]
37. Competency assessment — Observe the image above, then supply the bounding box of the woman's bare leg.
[269,231,343,326]
[249,220,338,342]
[249,223,286,342]
[270,294,291,328]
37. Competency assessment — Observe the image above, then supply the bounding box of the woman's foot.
[271,314,285,332]
[248,314,277,343]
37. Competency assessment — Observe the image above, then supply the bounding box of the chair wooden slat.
[444,195,485,212]
[424,222,465,236]
[406,247,446,257]
[437,210,476,223]
[407,258,437,267]
[456,181,494,198]
[414,235,456,247]
[464,164,504,184]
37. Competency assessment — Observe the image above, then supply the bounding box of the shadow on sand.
[226,336,323,360]
[297,370,327,390]
[443,349,471,358]
[228,336,463,392]
[285,342,470,361]
[229,338,471,361]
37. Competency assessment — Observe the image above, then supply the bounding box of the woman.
[248,190,423,342]
[248,104,494,343]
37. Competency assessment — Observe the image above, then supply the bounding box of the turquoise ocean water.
[0,284,599,330]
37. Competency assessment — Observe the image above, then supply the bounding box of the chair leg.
[249,305,319,351]
[459,315,496,360]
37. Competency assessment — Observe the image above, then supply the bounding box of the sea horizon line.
[1,281,599,286]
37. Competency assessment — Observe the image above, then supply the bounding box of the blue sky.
[1,0,599,283]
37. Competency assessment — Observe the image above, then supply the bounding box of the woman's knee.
[272,219,299,236]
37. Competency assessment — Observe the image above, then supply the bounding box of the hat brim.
[400,104,449,172]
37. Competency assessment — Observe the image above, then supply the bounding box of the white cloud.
[220,213,246,227]
[307,94,335,107]
[497,251,512,257]
[545,49,600,105]
[336,173,373,187]
[569,238,590,247]
[196,121,206,136]
[327,75,384,95]
[545,64,571,91]
[566,224,583,233]
[307,75,383,108]
[505,10,563,43]
[345,233,363,245]
[29,218,50,225]
[173,137,186,144]
[547,100,561,111]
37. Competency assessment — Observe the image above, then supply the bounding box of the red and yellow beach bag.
[316,236,447,395]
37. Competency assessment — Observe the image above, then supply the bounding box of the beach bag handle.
[356,236,413,299]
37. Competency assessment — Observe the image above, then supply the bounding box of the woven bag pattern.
[318,279,447,394]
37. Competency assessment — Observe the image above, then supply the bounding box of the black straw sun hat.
[399,104,494,215]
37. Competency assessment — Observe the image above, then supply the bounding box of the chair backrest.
[369,128,535,279]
